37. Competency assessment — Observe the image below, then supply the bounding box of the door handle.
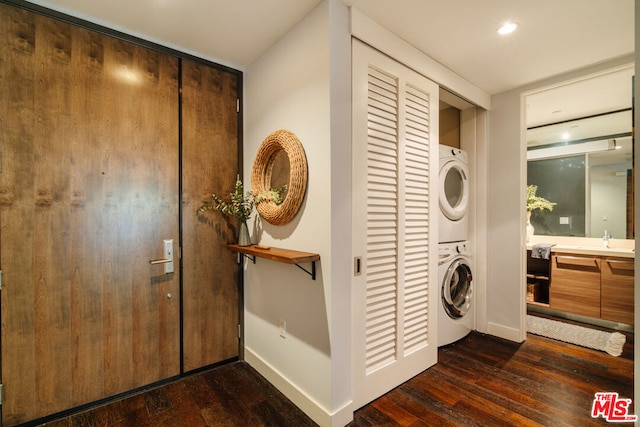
[149,239,174,274]
[354,256,362,276]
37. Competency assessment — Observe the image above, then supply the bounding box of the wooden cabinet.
[550,254,601,318]
[601,257,635,324]
[546,252,635,325]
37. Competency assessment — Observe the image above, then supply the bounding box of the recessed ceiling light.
[497,22,518,35]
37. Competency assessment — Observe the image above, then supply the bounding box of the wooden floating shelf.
[227,244,320,280]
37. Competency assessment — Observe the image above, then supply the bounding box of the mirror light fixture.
[527,139,616,160]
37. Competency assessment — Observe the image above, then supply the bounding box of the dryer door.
[439,160,469,220]
[442,258,473,318]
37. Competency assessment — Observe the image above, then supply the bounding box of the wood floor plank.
[438,344,596,415]
[370,395,423,426]
[160,379,208,426]
[387,388,460,426]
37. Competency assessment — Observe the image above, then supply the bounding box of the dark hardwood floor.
[350,328,634,426]
[39,362,317,427]
[38,322,633,427]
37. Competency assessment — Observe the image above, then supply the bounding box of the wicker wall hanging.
[251,129,308,225]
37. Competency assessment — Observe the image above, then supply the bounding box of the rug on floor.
[526,315,626,356]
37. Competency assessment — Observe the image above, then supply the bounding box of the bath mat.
[526,315,626,356]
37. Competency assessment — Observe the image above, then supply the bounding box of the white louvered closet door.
[352,39,439,409]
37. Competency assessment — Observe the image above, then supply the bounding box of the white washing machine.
[438,241,474,347]
[439,145,470,243]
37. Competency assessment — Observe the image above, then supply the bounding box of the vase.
[238,221,251,246]
[526,211,535,242]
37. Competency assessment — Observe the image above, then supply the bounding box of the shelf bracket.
[295,261,316,280]
[239,253,256,264]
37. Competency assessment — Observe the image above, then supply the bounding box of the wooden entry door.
[0,7,181,424]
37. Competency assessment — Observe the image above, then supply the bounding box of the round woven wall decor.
[251,129,307,225]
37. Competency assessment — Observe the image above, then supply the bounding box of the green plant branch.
[527,185,556,212]
[198,180,287,222]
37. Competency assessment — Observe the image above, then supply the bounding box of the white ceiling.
[526,65,635,127]
[26,0,635,122]
[342,0,634,95]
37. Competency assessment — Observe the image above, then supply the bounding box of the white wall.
[486,89,527,341]
[243,1,352,426]
[487,54,635,342]
[461,108,489,334]
[327,0,353,422]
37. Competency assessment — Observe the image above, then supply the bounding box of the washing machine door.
[439,160,469,221]
[442,258,472,319]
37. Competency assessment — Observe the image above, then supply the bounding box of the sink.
[528,239,635,257]
[552,244,634,256]
[554,245,598,250]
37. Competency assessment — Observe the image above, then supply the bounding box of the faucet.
[603,230,612,248]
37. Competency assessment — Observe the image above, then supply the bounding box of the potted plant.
[526,185,556,241]
[198,179,286,246]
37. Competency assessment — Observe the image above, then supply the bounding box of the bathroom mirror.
[251,129,307,225]
[525,66,634,239]
[527,110,633,238]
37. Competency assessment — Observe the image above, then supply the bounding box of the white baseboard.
[244,347,354,427]
[486,321,525,343]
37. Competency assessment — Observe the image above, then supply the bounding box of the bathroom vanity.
[526,236,635,326]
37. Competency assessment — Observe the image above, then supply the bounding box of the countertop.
[526,236,635,258]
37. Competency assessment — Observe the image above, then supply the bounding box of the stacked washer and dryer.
[438,145,474,347]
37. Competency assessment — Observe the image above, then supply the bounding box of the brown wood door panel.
[601,257,634,325]
[1,5,180,424]
[181,60,240,372]
[549,254,601,318]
